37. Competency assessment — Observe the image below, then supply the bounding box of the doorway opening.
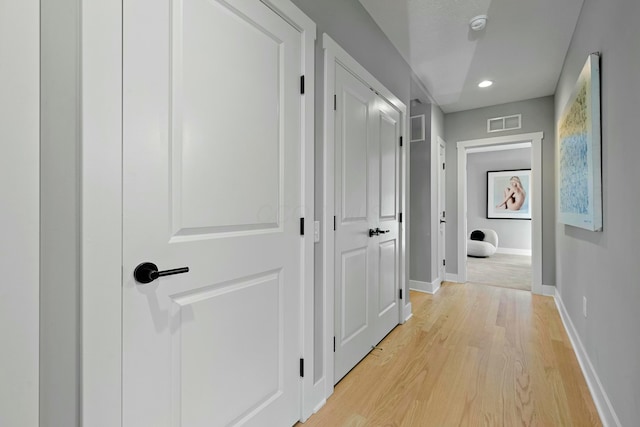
[456,133,544,295]
[466,143,532,291]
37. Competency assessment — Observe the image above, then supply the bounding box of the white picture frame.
[487,169,532,220]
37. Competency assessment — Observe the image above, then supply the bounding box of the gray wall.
[40,0,81,425]
[444,96,555,286]
[554,0,640,424]
[290,0,429,382]
[409,103,430,282]
[467,148,532,251]
[409,102,445,284]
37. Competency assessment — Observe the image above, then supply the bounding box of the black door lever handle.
[368,228,379,237]
[375,227,390,234]
[134,262,190,284]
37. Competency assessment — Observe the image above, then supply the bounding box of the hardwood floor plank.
[299,283,601,427]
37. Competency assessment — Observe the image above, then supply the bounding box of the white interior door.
[372,97,400,345]
[438,141,447,281]
[334,64,400,383]
[122,1,303,426]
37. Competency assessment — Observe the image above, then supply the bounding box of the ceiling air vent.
[487,114,521,133]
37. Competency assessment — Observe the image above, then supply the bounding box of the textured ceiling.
[359,0,585,113]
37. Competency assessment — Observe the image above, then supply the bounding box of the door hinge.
[300,218,305,236]
[399,213,403,223]
[443,211,446,218]
[300,75,305,95]
[333,216,336,231]
[443,163,445,170]
[399,289,403,300]
[443,259,446,266]
[334,94,337,111]
[300,358,304,377]
[399,136,403,147]
[333,336,336,353]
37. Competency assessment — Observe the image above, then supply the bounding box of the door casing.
[79,0,317,424]
[438,138,446,284]
[322,33,409,401]
[455,133,544,294]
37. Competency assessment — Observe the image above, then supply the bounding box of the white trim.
[1,1,40,423]
[321,36,336,401]
[456,132,543,295]
[322,35,405,111]
[445,273,460,283]
[81,0,122,425]
[410,114,425,142]
[495,247,532,256]
[281,4,318,421]
[553,290,621,427]
[466,141,531,154]
[312,399,327,415]
[542,285,555,297]
[82,2,316,425]
[409,282,428,292]
[410,278,441,295]
[322,34,408,401]
[434,137,446,290]
[403,303,413,322]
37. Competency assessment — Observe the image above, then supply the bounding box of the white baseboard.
[409,279,441,294]
[403,302,413,323]
[312,399,326,414]
[445,273,459,283]
[495,247,532,256]
[553,289,621,427]
[542,285,555,296]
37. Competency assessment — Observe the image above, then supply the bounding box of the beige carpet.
[466,253,532,291]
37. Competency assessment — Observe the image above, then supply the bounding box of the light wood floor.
[299,283,600,427]
[467,254,532,291]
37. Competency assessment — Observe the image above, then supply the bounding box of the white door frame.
[436,137,446,287]
[0,1,40,424]
[79,1,316,424]
[456,132,544,295]
[322,34,409,401]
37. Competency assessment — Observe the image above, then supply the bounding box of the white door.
[373,97,401,345]
[122,0,303,426]
[334,64,400,382]
[438,141,447,281]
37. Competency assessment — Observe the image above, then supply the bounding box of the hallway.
[301,284,600,426]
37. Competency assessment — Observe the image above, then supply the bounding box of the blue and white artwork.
[558,53,602,231]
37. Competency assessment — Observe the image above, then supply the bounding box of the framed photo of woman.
[487,169,531,219]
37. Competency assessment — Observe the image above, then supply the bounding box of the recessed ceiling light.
[478,80,493,88]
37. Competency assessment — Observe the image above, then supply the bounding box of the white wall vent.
[410,114,425,142]
[487,114,522,133]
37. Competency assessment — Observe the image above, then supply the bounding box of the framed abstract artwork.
[487,169,532,220]
[557,53,602,231]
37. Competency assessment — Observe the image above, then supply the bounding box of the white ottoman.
[467,229,498,257]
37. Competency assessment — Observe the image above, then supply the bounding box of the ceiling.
[359,0,585,113]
